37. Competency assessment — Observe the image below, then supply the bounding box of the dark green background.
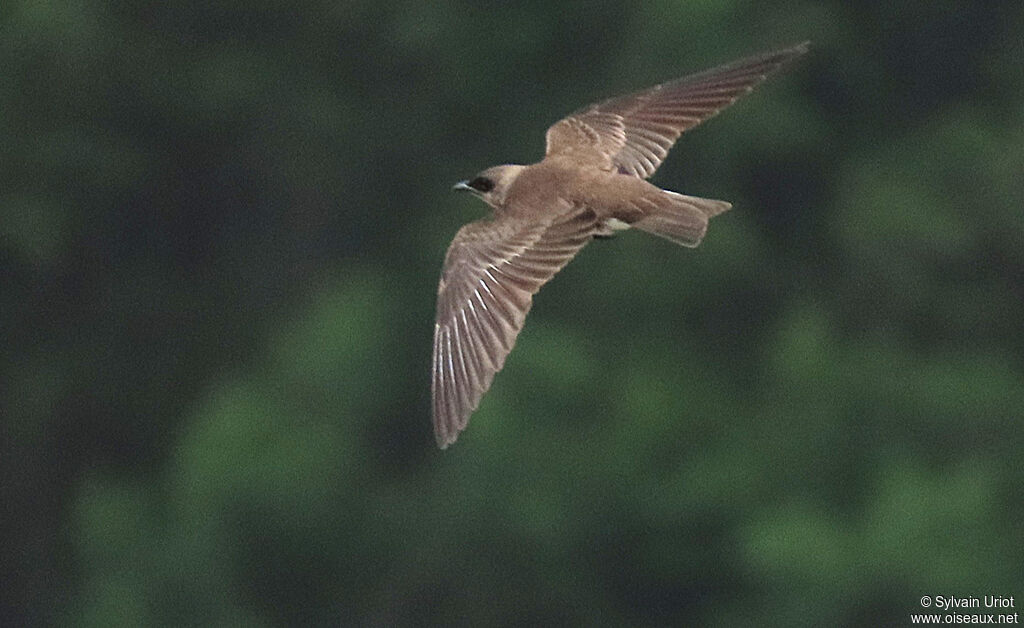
[3,1,1022,625]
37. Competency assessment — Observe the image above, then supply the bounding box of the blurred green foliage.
[2,1,1023,625]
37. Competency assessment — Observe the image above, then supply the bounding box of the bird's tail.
[632,190,731,247]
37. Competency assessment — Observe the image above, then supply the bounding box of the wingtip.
[780,41,811,61]
[753,41,810,77]
[434,422,457,449]
[772,41,811,62]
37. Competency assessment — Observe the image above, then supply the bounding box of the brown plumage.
[433,43,809,448]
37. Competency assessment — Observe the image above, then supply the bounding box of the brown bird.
[433,43,808,448]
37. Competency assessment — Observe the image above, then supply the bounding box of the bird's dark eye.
[469,177,495,193]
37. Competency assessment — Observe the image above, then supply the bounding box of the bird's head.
[452,165,524,209]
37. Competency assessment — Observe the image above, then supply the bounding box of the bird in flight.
[432,42,808,448]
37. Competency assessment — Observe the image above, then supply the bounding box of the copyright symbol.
[921,596,932,607]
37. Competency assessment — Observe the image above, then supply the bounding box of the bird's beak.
[452,181,473,192]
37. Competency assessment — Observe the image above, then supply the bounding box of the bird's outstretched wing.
[432,207,596,448]
[544,42,809,178]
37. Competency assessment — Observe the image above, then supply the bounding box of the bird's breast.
[504,165,579,213]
